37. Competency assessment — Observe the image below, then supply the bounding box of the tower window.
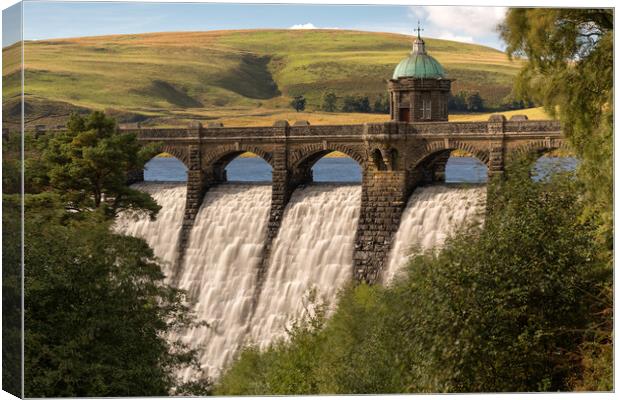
[422,97,432,120]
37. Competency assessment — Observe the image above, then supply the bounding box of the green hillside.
[3,29,522,126]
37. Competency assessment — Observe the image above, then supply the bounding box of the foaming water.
[115,182,187,275]
[174,184,272,379]
[117,181,485,382]
[383,184,487,284]
[248,184,361,349]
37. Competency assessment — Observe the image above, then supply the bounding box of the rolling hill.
[3,29,527,127]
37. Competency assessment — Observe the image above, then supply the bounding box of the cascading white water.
[117,180,486,382]
[173,184,272,380]
[383,184,487,284]
[115,182,187,273]
[247,184,361,349]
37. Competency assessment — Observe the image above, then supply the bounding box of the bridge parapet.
[201,126,286,139]
[289,124,364,137]
[504,120,562,134]
[36,116,561,142]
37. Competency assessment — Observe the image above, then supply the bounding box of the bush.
[290,95,306,112]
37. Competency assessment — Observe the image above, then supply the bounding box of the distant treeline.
[318,92,390,114]
[303,90,535,114]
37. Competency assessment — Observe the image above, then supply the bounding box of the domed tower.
[388,26,451,122]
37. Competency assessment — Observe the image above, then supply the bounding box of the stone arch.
[148,144,190,169]
[289,143,365,169]
[408,140,490,171]
[371,148,387,171]
[202,144,274,169]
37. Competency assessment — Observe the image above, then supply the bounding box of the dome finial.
[415,20,424,40]
[412,21,426,54]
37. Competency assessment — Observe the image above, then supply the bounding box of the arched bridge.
[124,115,565,283]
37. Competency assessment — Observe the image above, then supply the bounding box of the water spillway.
[383,185,487,284]
[117,180,486,381]
[173,184,272,380]
[115,182,187,270]
[247,184,362,349]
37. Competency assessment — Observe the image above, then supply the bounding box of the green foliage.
[2,196,23,397]
[373,94,390,114]
[500,9,613,388]
[290,95,306,112]
[44,111,161,219]
[466,92,484,111]
[342,95,372,113]
[499,8,613,249]
[217,164,606,394]
[449,91,486,112]
[20,195,211,396]
[321,91,338,112]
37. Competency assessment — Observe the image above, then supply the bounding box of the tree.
[357,96,371,113]
[20,194,211,397]
[466,92,484,112]
[448,91,468,111]
[500,10,613,389]
[499,8,613,248]
[341,95,372,113]
[2,196,22,397]
[290,95,306,112]
[373,95,390,114]
[321,91,338,112]
[341,95,357,112]
[44,111,161,220]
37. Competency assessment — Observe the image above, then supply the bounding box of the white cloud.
[289,23,341,30]
[408,6,506,42]
[436,31,474,43]
[290,23,317,30]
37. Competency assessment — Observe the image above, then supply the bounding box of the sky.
[3,1,507,49]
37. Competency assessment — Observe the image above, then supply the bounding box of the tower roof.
[392,25,445,80]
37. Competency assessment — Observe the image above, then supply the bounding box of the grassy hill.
[3,29,528,127]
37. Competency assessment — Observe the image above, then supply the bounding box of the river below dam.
[116,155,576,379]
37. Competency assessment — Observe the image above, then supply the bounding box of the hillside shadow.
[216,54,281,100]
[132,80,204,108]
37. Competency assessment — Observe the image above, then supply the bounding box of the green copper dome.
[392,35,445,79]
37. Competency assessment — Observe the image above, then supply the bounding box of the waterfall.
[173,184,272,380]
[115,182,187,273]
[247,184,361,349]
[117,180,485,382]
[383,184,487,284]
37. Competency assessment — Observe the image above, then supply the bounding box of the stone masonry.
[109,114,566,284]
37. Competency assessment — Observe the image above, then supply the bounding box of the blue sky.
[3,1,507,49]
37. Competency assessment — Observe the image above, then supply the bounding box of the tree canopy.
[500,11,613,388]
[45,111,161,220]
[290,95,307,112]
[499,8,613,249]
[20,194,210,396]
[321,91,338,112]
